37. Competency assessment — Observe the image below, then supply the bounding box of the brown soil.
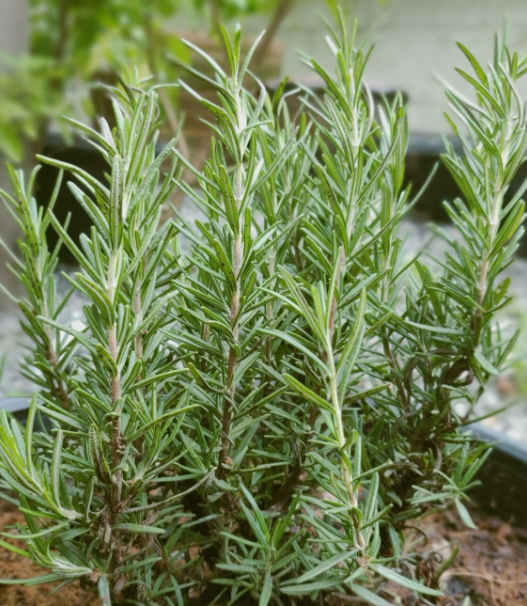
[0,500,97,606]
[418,506,527,606]
[1,500,526,605]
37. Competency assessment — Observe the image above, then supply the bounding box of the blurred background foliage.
[0,0,300,162]
[0,53,65,162]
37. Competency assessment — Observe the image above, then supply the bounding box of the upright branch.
[0,167,70,408]
[176,26,295,481]
[300,12,408,418]
[107,156,124,555]
[219,72,247,477]
[277,264,370,552]
[441,36,527,347]
[27,81,186,602]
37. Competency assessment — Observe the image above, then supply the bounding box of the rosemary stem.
[106,248,124,593]
[218,95,246,476]
[327,347,366,551]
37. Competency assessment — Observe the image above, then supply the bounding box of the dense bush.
[0,12,525,606]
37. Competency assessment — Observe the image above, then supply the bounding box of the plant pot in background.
[405,133,527,258]
[471,424,527,528]
[36,134,110,264]
[266,75,402,120]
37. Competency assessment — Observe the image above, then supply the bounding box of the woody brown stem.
[217,82,247,479]
[47,340,69,408]
[105,250,126,599]
[201,324,210,372]
[41,268,69,409]
[218,234,242,478]
[134,281,143,381]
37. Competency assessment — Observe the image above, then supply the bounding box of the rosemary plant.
[0,13,526,606]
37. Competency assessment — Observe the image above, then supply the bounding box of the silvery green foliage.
[0,79,195,603]
[0,13,525,606]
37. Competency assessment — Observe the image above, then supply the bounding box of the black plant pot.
[36,134,167,265]
[470,424,527,528]
[37,134,110,265]
[405,133,527,258]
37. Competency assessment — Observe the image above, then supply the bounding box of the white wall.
[242,0,527,133]
[0,0,27,54]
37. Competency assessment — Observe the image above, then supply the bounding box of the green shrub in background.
[0,0,296,162]
[0,11,525,606]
